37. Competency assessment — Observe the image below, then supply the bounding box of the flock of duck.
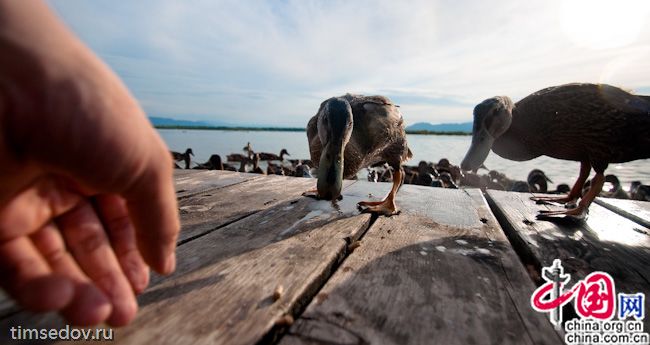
[171,145,313,177]
[171,83,650,219]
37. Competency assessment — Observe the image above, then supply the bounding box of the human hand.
[0,0,179,326]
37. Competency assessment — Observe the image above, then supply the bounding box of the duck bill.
[460,129,494,171]
[317,143,344,200]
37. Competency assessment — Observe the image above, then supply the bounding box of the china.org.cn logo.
[531,259,649,345]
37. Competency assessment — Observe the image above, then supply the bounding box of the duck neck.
[492,108,538,161]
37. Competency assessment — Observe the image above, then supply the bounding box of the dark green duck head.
[461,96,514,171]
[317,97,353,200]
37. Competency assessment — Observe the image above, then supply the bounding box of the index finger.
[123,150,179,275]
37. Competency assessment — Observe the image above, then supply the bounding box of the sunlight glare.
[561,0,650,49]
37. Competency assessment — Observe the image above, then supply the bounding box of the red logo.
[531,260,616,328]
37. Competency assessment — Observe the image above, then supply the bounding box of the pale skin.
[0,0,180,327]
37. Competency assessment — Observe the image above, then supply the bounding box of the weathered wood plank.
[486,190,650,329]
[0,173,309,320]
[0,179,394,345]
[174,170,259,199]
[595,197,650,229]
[282,186,562,345]
[176,174,317,244]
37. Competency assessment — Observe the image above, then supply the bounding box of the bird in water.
[461,83,650,219]
[527,169,553,193]
[194,154,224,170]
[258,149,290,161]
[600,174,629,199]
[304,94,411,215]
[171,148,194,169]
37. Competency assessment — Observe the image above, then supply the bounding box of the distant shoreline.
[154,125,471,136]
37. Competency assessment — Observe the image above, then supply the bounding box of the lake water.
[158,129,650,191]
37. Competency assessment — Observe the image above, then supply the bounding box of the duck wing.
[513,83,650,164]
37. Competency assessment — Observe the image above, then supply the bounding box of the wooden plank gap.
[594,199,650,229]
[177,175,263,200]
[484,192,543,283]
[176,211,257,246]
[261,213,380,345]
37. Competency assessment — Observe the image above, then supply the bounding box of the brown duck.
[305,94,411,215]
[171,148,193,169]
[258,149,290,161]
[461,83,650,218]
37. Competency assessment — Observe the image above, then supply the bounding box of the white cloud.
[49,0,650,126]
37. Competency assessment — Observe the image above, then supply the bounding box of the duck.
[554,184,571,194]
[194,154,224,170]
[288,158,313,167]
[267,162,285,175]
[601,174,629,199]
[305,94,411,215]
[628,181,650,201]
[243,142,253,155]
[461,83,650,218]
[439,172,458,189]
[171,148,194,169]
[227,152,252,162]
[251,154,265,174]
[527,169,553,193]
[258,149,290,161]
[415,161,436,186]
[631,184,650,201]
[294,164,313,178]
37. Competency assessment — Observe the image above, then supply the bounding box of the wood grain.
[282,186,562,345]
[486,190,650,330]
[176,174,316,244]
[174,170,259,199]
[595,197,650,229]
[0,179,389,345]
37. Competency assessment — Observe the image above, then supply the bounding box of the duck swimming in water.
[305,94,411,215]
[258,149,290,161]
[461,83,650,218]
[171,148,194,169]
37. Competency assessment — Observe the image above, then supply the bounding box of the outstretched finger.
[30,222,111,326]
[95,194,149,293]
[124,153,179,275]
[57,201,137,327]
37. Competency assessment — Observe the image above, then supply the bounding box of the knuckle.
[72,228,106,254]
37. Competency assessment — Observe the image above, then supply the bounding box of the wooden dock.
[1,170,650,344]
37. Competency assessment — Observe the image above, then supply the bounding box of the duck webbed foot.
[536,206,588,221]
[302,187,320,199]
[536,171,605,222]
[532,160,591,207]
[357,167,402,216]
[358,198,400,216]
[530,195,579,208]
[302,188,343,201]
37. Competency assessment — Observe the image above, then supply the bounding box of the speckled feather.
[492,83,650,172]
[307,94,411,178]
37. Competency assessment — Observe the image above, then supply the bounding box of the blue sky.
[49,0,650,127]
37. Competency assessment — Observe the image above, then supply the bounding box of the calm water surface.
[158,129,650,191]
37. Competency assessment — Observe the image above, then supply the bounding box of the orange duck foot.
[357,199,400,216]
[536,206,588,221]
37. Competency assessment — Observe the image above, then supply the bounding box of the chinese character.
[531,259,572,329]
[573,272,616,320]
[619,293,645,320]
